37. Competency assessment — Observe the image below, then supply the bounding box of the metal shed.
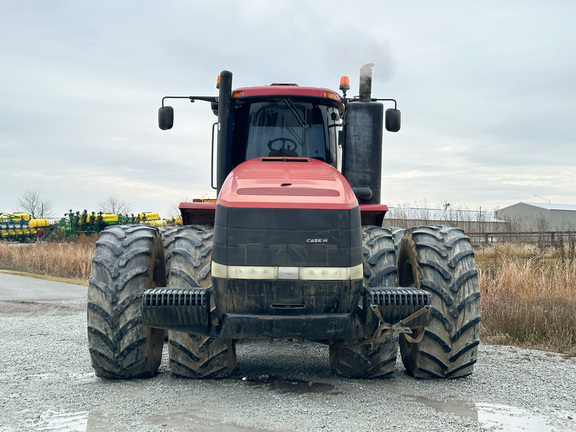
[495,202,576,231]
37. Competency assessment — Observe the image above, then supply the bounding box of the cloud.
[1,1,576,218]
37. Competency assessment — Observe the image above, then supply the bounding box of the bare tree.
[169,196,194,219]
[98,194,132,215]
[16,190,54,219]
[168,202,182,219]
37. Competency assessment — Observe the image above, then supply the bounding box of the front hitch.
[362,287,432,341]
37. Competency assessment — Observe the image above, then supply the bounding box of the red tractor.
[87,65,480,379]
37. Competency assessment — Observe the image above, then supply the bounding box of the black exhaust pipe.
[217,70,233,193]
[342,64,383,206]
[359,63,374,102]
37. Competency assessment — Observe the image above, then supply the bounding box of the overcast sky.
[1,1,575,218]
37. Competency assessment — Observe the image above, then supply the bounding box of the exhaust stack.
[342,63,383,207]
[359,63,374,102]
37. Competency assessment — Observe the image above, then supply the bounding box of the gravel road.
[1,272,575,432]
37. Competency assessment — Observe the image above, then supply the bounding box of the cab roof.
[232,85,342,103]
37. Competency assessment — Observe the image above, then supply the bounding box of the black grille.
[213,206,362,267]
[368,288,430,308]
[142,288,210,333]
[365,287,431,325]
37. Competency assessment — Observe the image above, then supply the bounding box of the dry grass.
[1,236,575,355]
[0,235,95,281]
[476,243,576,355]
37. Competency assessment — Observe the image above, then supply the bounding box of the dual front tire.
[329,225,480,379]
[87,224,235,379]
[397,225,481,378]
[87,225,166,379]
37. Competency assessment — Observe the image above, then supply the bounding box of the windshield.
[231,98,341,167]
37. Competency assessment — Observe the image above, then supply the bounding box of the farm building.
[495,202,576,231]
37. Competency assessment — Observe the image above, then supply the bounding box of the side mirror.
[385,108,401,132]
[338,129,345,147]
[211,101,219,116]
[158,106,174,130]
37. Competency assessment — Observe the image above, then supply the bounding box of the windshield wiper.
[283,99,309,129]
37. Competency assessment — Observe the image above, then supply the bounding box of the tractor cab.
[228,86,344,170]
[158,68,402,224]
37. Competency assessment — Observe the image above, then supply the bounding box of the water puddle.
[414,396,553,431]
[242,374,338,394]
[26,410,88,431]
[476,403,552,431]
[20,398,564,431]
[27,410,259,431]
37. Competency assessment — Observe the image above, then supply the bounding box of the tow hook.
[369,303,430,343]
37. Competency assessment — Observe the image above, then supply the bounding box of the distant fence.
[382,218,510,234]
[469,231,576,245]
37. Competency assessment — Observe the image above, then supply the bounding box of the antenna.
[533,195,551,203]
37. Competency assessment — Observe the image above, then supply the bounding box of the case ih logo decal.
[306,238,329,243]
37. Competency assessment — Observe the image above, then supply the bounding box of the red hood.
[217,157,358,210]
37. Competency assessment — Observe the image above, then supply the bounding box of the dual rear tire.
[328,226,400,379]
[166,226,236,378]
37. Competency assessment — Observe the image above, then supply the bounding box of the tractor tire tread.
[398,225,480,379]
[329,226,399,379]
[87,225,165,379]
[167,225,236,379]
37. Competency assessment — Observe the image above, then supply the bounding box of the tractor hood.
[217,157,358,210]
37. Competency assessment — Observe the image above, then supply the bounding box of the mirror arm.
[371,98,397,109]
[343,97,397,110]
[161,95,218,107]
